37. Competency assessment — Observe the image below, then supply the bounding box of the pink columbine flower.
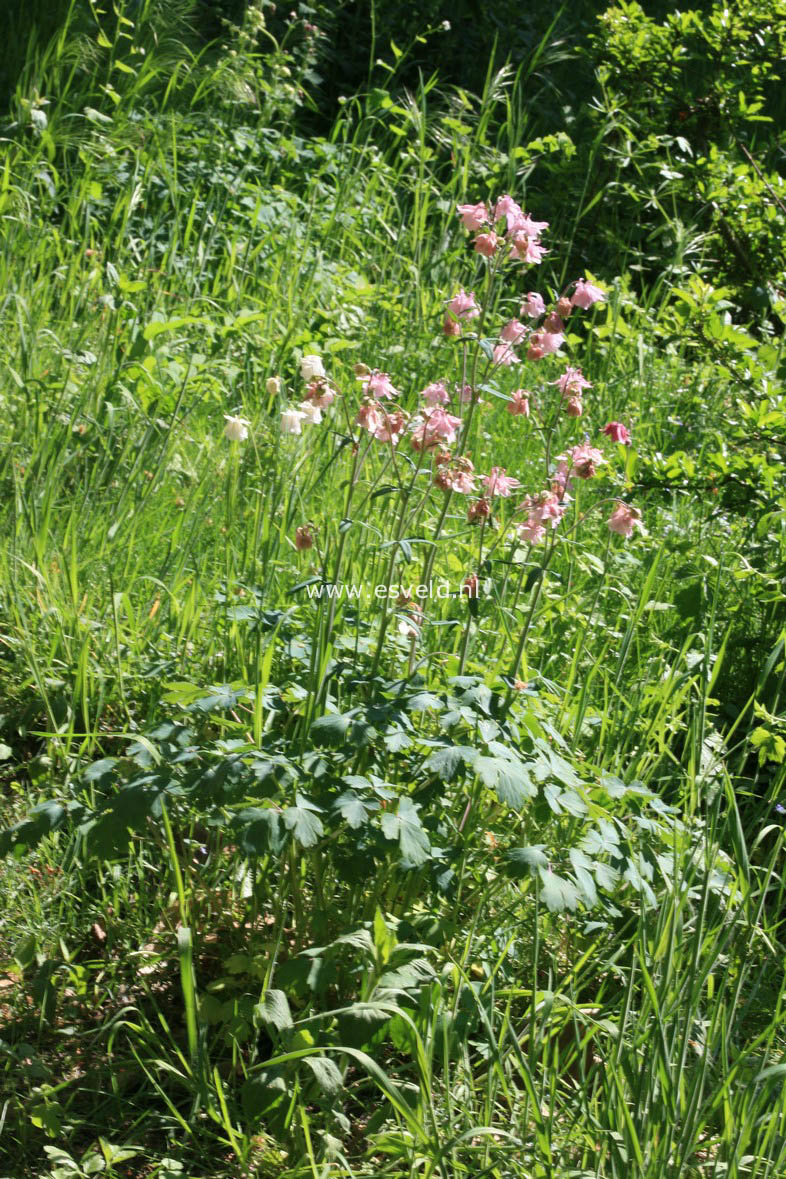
[421,380,450,406]
[522,292,546,318]
[608,502,645,538]
[356,401,385,435]
[500,318,527,344]
[374,409,408,445]
[484,467,521,497]
[511,233,548,264]
[492,342,520,367]
[295,525,314,551]
[458,383,475,404]
[562,443,606,480]
[468,497,492,523]
[528,331,563,360]
[298,400,323,425]
[603,421,631,444]
[509,212,550,238]
[304,379,336,408]
[493,194,524,230]
[566,396,583,418]
[474,231,499,257]
[447,289,480,322]
[435,456,476,494]
[443,313,461,337]
[518,518,546,545]
[281,408,306,435]
[519,491,567,531]
[543,312,564,334]
[456,201,488,231]
[555,296,573,319]
[551,460,572,497]
[361,370,398,400]
[411,407,463,450]
[571,278,606,309]
[507,390,530,417]
[554,367,592,397]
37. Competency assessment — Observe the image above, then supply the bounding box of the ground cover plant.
[1,2,786,1177]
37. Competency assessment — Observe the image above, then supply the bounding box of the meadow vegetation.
[1,2,786,1176]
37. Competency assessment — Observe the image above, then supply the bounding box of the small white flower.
[266,376,281,396]
[298,400,323,425]
[281,408,306,435]
[224,414,250,442]
[300,354,326,382]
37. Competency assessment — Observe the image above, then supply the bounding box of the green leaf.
[474,756,533,808]
[380,798,431,865]
[282,796,324,848]
[303,1055,343,1096]
[254,989,293,1032]
[506,845,549,877]
[539,869,580,913]
[311,713,351,745]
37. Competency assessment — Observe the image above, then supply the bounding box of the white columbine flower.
[299,400,323,425]
[281,408,306,435]
[300,354,326,382]
[266,376,281,396]
[224,415,250,442]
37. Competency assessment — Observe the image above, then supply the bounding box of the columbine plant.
[278,193,642,691]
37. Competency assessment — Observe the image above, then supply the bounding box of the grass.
[1,3,785,1177]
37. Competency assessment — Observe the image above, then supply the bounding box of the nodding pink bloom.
[562,443,606,479]
[374,409,409,445]
[538,491,568,526]
[298,400,323,425]
[527,340,545,361]
[509,212,550,239]
[281,408,306,435]
[507,390,531,417]
[421,380,450,406]
[554,367,592,397]
[555,297,573,319]
[443,313,461,337]
[494,194,524,230]
[361,370,398,400]
[571,278,606,309]
[484,467,521,497]
[411,407,462,450]
[522,292,546,318]
[468,497,492,523]
[543,312,564,334]
[603,421,631,444]
[492,342,519,367]
[511,233,548,264]
[304,379,335,408]
[519,491,567,531]
[458,383,475,403]
[435,456,476,494]
[456,201,488,231]
[551,460,573,497]
[518,518,546,545]
[295,525,314,551]
[433,447,452,466]
[462,574,480,598]
[474,231,499,257]
[539,331,564,356]
[500,318,527,345]
[608,501,645,538]
[566,396,584,418]
[356,400,385,435]
[447,289,480,322]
